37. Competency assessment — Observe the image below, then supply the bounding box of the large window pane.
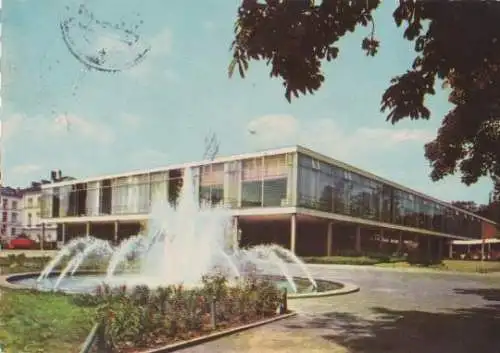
[242,181,262,207]
[151,172,168,206]
[318,172,334,212]
[263,154,288,178]
[432,204,443,231]
[393,190,404,225]
[200,164,224,207]
[263,178,287,207]
[381,185,393,223]
[41,189,53,218]
[86,182,100,216]
[225,162,240,207]
[59,186,71,217]
[136,174,150,213]
[297,166,319,208]
[349,174,363,217]
[112,177,128,214]
[332,172,350,215]
[200,185,224,206]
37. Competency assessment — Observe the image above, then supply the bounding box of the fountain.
[18,167,319,294]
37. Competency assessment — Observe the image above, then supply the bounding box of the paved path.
[178,265,500,353]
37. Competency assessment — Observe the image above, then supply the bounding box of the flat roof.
[41,144,497,225]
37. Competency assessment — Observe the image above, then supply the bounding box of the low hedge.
[302,251,407,266]
[73,272,284,352]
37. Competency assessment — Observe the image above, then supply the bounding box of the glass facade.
[40,153,293,218]
[38,150,491,239]
[296,153,483,238]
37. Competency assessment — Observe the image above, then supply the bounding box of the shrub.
[75,274,284,352]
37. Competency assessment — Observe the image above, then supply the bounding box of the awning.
[451,238,500,245]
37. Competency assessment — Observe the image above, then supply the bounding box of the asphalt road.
[179,265,500,353]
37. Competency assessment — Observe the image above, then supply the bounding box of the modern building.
[21,181,58,246]
[0,187,23,241]
[39,146,498,258]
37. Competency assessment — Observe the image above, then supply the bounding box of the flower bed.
[72,272,285,353]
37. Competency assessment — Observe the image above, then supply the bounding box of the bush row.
[301,251,407,265]
[72,272,284,352]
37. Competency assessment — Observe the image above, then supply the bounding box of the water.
[33,167,317,293]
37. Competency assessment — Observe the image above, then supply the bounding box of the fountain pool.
[6,167,339,296]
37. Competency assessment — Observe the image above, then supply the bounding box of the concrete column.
[290,214,297,254]
[379,229,385,250]
[355,226,361,252]
[448,241,453,259]
[326,221,333,256]
[237,161,243,208]
[114,221,119,245]
[40,223,45,251]
[397,231,403,253]
[62,223,66,244]
[85,222,90,237]
[437,237,443,260]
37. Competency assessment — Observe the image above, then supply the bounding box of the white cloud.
[246,114,433,162]
[245,114,493,203]
[149,28,173,57]
[124,28,174,80]
[3,113,115,144]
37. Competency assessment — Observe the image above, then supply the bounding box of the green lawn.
[301,255,404,266]
[302,255,500,274]
[376,259,500,273]
[0,262,95,353]
[0,290,95,353]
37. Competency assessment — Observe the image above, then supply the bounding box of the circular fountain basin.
[3,272,348,297]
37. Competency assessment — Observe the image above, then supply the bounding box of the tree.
[230,0,500,190]
[451,199,500,225]
[450,201,479,214]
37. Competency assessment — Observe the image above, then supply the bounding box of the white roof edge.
[41,146,298,189]
[296,145,498,225]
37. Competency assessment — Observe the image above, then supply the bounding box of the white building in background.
[0,187,23,241]
[21,181,57,245]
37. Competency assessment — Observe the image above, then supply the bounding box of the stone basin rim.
[0,271,359,298]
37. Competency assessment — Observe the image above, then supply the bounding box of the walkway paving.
[178,265,500,353]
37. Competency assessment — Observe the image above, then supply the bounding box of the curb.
[305,263,500,277]
[0,271,104,291]
[0,250,58,258]
[136,312,297,353]
[0,273,361,299]
[287,282,359,299]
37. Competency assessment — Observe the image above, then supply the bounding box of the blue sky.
[0,0,494,203]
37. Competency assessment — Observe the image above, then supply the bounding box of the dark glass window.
[263,178,287,207]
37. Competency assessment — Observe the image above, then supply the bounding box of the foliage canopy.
[230,0,500,195]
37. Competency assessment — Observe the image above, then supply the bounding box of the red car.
[5,235,36,249]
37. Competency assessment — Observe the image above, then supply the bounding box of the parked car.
[5,235,36,249]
